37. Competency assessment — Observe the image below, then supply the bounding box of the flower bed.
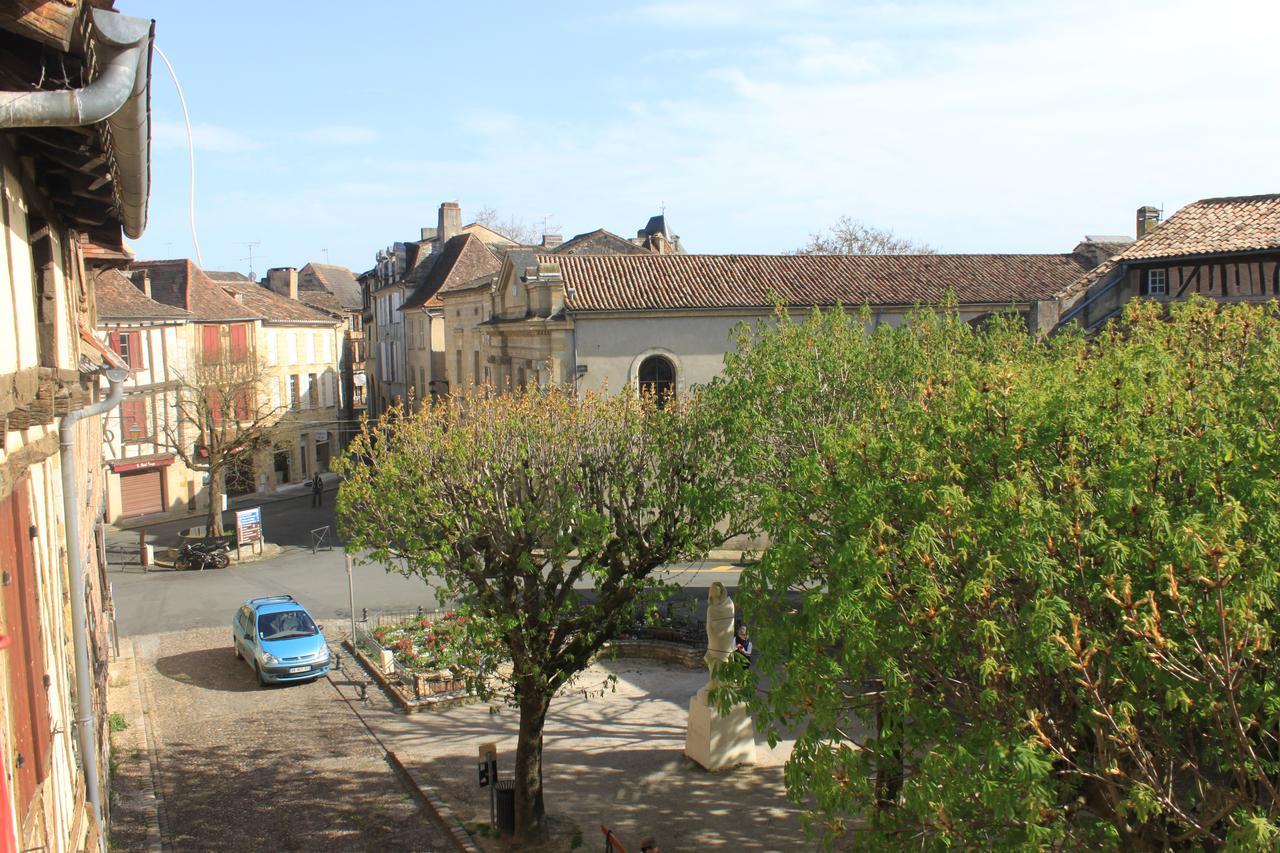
[371,611,499,701]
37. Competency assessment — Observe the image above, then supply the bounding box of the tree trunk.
[513,685,551,843]
[207,470,225,536]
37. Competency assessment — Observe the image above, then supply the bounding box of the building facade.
[0,3,157,848]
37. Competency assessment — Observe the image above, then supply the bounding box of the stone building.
[0,2,156,847]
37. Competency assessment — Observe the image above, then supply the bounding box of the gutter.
[0,8,154,239]
[59,366,129,853]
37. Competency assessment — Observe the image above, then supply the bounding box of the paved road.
[107,492,742,636]
[120,627,450,851]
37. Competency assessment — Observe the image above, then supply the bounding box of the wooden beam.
[0,0,82,53]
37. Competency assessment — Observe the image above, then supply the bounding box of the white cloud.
[298,125,380,145]
[153,119,259,153]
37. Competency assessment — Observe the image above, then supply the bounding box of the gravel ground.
[131,627,450,851]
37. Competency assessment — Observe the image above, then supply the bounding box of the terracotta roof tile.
[552,229,650,256]
[217,280,339,325]
[94,269,190,321]
[1113,194,1280,261]
[403,234,501,309]
[130,259,259,321]
[299,263,362,310]
[540,253,1089,312]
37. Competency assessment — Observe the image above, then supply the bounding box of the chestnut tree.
[335,386,731,843]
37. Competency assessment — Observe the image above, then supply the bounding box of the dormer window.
[1146,269,1168,296]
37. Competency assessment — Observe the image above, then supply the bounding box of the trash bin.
[494,779,516,834]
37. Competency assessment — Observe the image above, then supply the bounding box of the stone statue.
[685,580,757,770]
[703,581,735,684]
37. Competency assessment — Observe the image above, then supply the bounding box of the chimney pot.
[437,202,463,250]
[129,269,151,299]
[1136,205,1161,239]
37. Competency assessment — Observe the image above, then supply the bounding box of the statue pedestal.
[685,687,756,771]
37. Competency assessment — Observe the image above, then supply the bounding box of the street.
[106,488,742,637]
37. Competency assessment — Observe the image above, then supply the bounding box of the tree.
[471,205,542,246]
[707,298,1280,848]
[164,352,289,536]
[793,215,933,255]
[335,387,732,843]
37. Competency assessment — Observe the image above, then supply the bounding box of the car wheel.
[255,661,268,687]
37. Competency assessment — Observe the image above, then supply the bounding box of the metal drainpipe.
[58,366,127,853]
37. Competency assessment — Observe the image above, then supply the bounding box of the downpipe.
[58,366,127,852]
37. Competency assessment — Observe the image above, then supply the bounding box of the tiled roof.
[403,234,501,309]
[299,263,362,310]
[1112,194,1280,261]
[539,253,1090,312]
[218,280,339,325]
[130,260,259,322]
[205,270,254,282]
[94,269,190,321]
[553,229,651,256]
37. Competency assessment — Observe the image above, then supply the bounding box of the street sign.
[235,506,263,545]
[478,742,497,788]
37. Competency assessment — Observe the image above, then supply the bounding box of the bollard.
[138,530,149,568]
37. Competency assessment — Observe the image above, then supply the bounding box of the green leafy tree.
[335,387,731,843]
[708,297,1280,849]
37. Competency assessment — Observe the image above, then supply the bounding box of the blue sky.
[122,1,1280,275]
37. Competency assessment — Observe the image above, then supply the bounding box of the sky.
[120,0,1280,276]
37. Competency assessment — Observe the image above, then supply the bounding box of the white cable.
[152,44,202,266]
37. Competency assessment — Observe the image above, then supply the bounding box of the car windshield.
[257,609,318,640]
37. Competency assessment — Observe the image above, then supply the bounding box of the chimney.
[266,267,299,300]
[1136,205,1161,239]
[420,226,438,242]
[437,202,462,248]
[541,234,563,250]
[129,269,151,299]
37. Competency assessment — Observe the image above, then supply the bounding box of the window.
[208,388,224,424]
[229,323,249,361]
[473,351,481,383]
[456,350,462,385]
[109,331,142,368]
[201,325,221,362]
[638,355,676,406]
[308,373,318,408]
[289,375,300,410]
[121,398,148,442]
[1147,269,1168,296]
[233,388,251,421]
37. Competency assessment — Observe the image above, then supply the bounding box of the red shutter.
[0,479,51,821]
[234,389,250,421]
[108,331,122,354]
[121,399,147,440]
[202,325,220,361]
[127,332,142,368]
[230,324,248,361]
[208,389,223,424]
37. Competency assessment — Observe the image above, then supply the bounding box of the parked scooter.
[175,538,231,571]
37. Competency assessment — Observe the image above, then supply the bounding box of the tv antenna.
[239,241,261,280]
[322,247,330,263]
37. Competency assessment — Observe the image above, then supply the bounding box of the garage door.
[119,470,163,518]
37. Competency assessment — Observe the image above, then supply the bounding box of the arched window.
[638,355,676,405]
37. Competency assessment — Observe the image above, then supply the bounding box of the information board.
[235,506,263,545]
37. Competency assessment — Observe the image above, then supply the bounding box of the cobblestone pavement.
[124,626,451,851]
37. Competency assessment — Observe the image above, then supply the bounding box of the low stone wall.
[599,638,703,669]
[344,640,478,715]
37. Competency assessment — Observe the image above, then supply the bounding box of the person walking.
[311,473,324,508]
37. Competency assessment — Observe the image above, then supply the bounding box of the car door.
[236,606,254,660]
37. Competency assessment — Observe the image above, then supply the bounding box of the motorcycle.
[175,537,231,571]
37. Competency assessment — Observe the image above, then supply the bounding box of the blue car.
[232,595,331,686]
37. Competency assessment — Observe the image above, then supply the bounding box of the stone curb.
[385,750,482,853]
[343,639,423,714]
[110,638,164,852]
[325,656,480,853]
[132,645,171,849]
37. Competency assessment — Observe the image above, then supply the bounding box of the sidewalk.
[111,473,339,533]
[329,652,815,851]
